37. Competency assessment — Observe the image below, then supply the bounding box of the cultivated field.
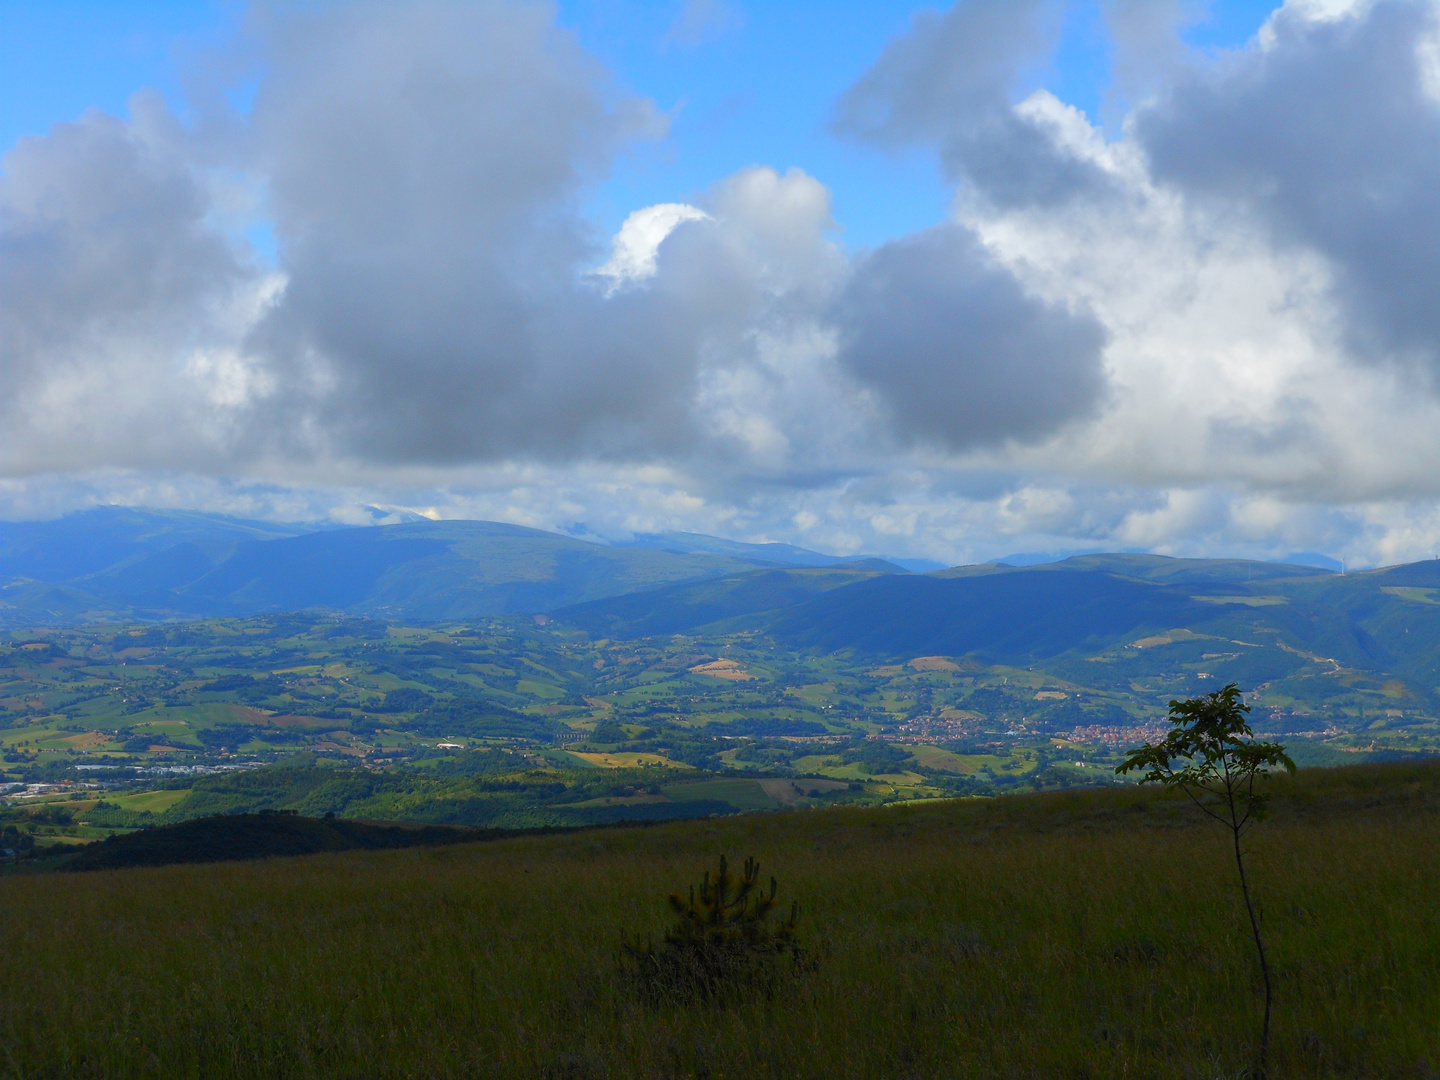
[1,762,1436,1079]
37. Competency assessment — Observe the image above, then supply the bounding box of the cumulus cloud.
[834,0,1118,209]
[1099,0,1209,115]
[596,203,711,290]
[0,93,272,473]
[244,0,719,464]
[1136,0,1440,382]
[834,224,1108,450]
[0,0,1177,488]
[821,0,1440,561]
[10,0,1440,568]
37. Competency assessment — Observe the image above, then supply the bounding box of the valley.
[4,511,1440,842]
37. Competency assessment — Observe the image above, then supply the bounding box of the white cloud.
[9,0,1440,569]
[1260,0,1377,48]
[595,203,710,290]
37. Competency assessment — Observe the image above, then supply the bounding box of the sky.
[3,0,1440,568]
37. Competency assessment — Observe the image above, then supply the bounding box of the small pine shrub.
[622,854,802,1004]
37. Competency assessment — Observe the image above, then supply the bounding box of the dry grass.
[1,762,1437,1079]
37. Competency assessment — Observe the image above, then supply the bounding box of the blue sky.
[3,0,1281,250]
[7,0,1440,569]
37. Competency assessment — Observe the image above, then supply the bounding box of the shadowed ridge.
[554,564,899,638]
[0,515,800,626]
[61,813,528,872]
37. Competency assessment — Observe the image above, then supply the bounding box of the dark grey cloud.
[834,0,1116,209]
[0,0,1123,480]
[0,93,263,472]
[1136,1,1440,379]
[246,0,738,464]
[834,225,1108,449]
[0,93,247,401]
[1098,0,1208,117]
[0,1,792,475]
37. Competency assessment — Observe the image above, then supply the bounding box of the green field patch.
[1191,595,1288,606]
[102,789,195,817]
[448,673,491,692]
[515,679,565,700]
[519,658,564,680]
[127,718,192,730]
[677,713,748,728]
[121,703,271,729]
[27,834,93,847]
[756,778,850,803]
[1382,586,1440,605]
[264,714,338,729]
[787,683,837,701]
[555,751,604,768]
[568,751,688,769]
[555,794,671,809]
[622,673,666,689]
[57,824,132,839]
[955,753,1023,773]
[906,745,981,774]
[791,754,840,772]
[661,777,778,810]
[833,766,928,784]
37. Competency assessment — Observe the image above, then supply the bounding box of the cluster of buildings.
[1066,723,1170,747]
[0,781,88,800]
[888,715,988,743]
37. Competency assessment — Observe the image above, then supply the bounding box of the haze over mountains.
[4,508,1440,705]
[0,508,920,627]
[560,552,1440,684]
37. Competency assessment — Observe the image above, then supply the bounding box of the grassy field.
[1,761,1437,1079]
[99,789,192,814]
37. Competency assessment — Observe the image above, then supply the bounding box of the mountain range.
[0,507,908,627]
[4,508,1440,700]
[557,551,1440,682]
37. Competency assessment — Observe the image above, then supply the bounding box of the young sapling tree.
[1117,683,1294,1078]
[623,854,801,1003]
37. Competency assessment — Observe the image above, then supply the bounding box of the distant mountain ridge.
[5,509,1440,720]
[618,531,945,573]
[0,506,303,583]
[553,551,1440,689]
[558,551,1342,647]
[0,508,915,627]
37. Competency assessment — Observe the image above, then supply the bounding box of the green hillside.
[1,760,1435,1078]
[556,552,1440,719]
[557,564,901,637]
[60,811,501,871]
[4,587,1439,826]
[6,549,1440,839]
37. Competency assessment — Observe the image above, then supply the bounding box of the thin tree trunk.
[1232,821,1271,1078]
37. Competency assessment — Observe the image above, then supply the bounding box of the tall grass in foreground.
[2,762,1437,1079]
